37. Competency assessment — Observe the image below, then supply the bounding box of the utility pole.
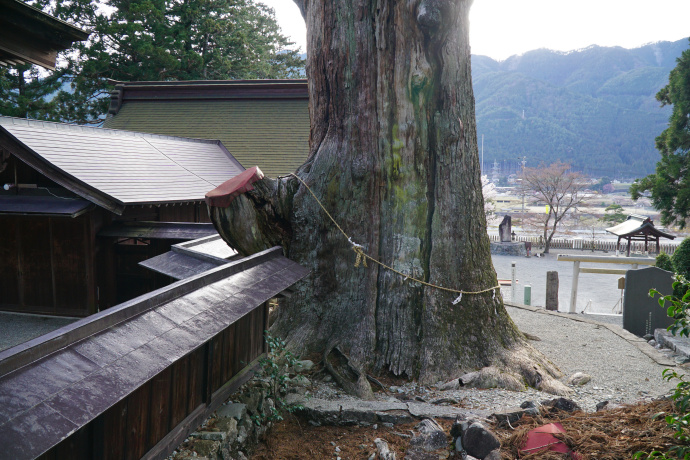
[481,134,484,175]
[519,156,527,213]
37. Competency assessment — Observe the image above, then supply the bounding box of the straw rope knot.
[348,238,368,268]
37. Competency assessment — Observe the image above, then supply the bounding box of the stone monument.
[490,214,527,256]
[623,266,673,337]
[499,215,512,242]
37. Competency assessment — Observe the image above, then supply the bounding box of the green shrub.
[657,252,675,272]
[673,239,690,279]
[635,282,690,459]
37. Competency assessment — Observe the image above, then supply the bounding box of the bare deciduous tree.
[520,162,589,253]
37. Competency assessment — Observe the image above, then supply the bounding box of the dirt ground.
[251,399,678,460]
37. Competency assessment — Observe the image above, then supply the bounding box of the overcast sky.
[258,0,690,61]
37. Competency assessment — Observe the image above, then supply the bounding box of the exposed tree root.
[460,343,571,396]
[323,346,375,400]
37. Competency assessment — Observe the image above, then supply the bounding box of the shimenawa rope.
[289,173,501,305]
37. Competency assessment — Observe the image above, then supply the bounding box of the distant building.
[0,116,243,316]
[104,80,310,178]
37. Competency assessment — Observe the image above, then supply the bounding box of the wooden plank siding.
[0,247,308,460]
[0,213,98,316]
[34,304,268,460]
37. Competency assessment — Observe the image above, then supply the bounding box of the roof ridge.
[0,115,223,145]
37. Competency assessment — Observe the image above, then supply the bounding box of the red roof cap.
[205,166,264,208]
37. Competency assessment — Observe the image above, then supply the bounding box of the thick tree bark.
[211,0,566,391]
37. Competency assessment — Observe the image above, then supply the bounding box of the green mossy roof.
[103,99,309,178]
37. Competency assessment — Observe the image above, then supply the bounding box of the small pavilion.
[605,214,675,256]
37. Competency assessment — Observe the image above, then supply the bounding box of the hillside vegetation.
[473,38,689,178]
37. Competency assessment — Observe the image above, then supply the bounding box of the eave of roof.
[0,246,309,459]
[0,0,89,69]
[605,219,675,239]
[98,221,218,240]
[109,79,308,103]
[139,234,239,279]
[0,195,94,217]
[0,116,244,215]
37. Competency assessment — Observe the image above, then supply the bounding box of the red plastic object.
[205,166,264,208]
[521,423,579,458]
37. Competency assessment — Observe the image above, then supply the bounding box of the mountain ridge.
[472,38,689,178]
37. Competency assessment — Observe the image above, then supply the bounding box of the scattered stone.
[675,356,690,365]
[335,446,341,452]
[294,359,315,372]
[236,426,247,444]
[431,397,460,405]
[438,379,461,391]
[491,405,538,428]
[542,397,582,413]
[520,400,539,410]
[643,334,654,341]
[484,449,502,460]
[191,430,227,442]
[567,372,592,386]
[308,419,321,427]
[648,339,657,347]
[238,391,262,415]
[408,419,448,452]
[216,403,247,422]
[374,438,396,460]
[191,440,220,458]
[461,421,501,460]
[291,375,311,387]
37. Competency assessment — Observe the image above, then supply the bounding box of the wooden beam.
[579,268,628,275]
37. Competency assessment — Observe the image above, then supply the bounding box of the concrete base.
[490,241,527,257]
[655,329,690,358]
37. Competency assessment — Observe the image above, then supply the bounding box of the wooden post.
[569,260,580,313]
[546,271,559,311]
[511,261,516,302]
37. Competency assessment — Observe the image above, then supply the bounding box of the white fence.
[488,234,679,255]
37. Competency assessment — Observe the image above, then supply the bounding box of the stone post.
[546,271,559,311]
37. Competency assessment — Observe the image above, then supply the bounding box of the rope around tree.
[288,173,501,305]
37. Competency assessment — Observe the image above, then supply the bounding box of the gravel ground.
[312,305,677,414]
[0,313,77,352]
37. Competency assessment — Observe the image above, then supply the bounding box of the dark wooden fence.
[0,246,308,460]
[36,304,266,460]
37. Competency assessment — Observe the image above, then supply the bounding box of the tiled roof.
[0,116,244,214]
[102,81,310,178]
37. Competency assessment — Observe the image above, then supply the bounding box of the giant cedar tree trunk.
[211,0,565,390]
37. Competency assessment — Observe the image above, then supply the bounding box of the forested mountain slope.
[472,38,689,178]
